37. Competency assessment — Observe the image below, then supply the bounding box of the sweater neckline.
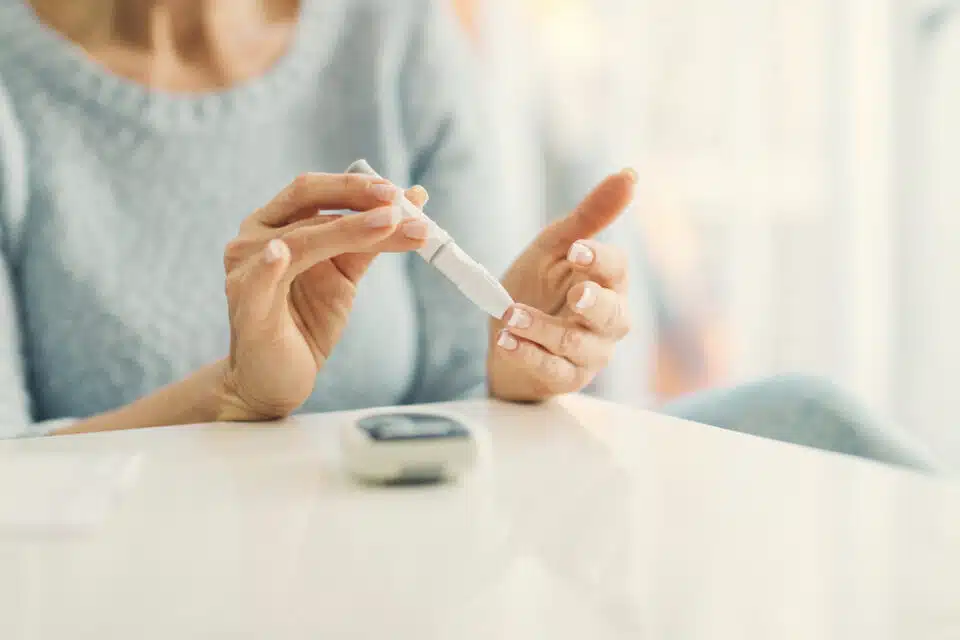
[2,0,339,130]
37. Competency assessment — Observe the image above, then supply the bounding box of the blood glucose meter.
[340,411,479,484]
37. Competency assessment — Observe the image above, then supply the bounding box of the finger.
[331,219,430,282]
[253,173,401,227]
[405,185,429,210]
[294,216,431,252]
[281,205,403,278]
[502,305,610,369]
[565,239,628,291]
[226,238,290,330]
[364,219,431,252]
[290,180,430,236]
[536,168,637,252]
[494,330,585,394]
[291,185,431,279]
[566,282,632,338]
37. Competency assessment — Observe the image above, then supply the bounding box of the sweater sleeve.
[0,75,37,436]
[397,0,532,403]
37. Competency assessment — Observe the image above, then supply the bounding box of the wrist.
[50,359,266,435]
[213,361,294,422]
[188,359,265,424]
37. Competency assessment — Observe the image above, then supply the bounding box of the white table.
[0,395,958,639]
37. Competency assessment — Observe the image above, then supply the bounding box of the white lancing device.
[345,160,515,319]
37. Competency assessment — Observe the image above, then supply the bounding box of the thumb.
[231,238,291,331]
[537,168,637,252]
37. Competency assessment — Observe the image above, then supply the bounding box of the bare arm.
[51,360,237,435]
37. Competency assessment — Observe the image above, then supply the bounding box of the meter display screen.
[357,413,470,442]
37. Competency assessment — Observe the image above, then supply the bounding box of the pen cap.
[345,160,450,261]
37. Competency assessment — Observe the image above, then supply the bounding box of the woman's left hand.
[488,169,637,402]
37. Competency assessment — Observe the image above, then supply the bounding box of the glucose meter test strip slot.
[345,160,515,319]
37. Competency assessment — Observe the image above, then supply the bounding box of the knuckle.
[339,172,363,191]
[289,173,313,202]
[558,326,583,356]
[223,238,251,272]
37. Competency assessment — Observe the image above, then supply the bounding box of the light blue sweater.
[0,0,528,437]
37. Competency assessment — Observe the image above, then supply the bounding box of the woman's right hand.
[218,173,429,421]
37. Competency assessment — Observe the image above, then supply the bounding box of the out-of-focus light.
[534,0,602,62]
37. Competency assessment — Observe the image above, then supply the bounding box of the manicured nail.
[364,206,401,228]
[506,307,532,329]
[576,284,596,310]
[621,167,638,183]
[368,183,398,202]
[402,219,430,239]
[567,241,595,266]
[497,330,519,351]
[264,239,287,264]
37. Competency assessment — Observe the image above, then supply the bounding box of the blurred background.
[451,0,959,466]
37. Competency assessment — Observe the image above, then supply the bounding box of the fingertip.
[567,281,598,312]
[620,167,638,184]
[359,205,404,232]
[500,303,520,325]
[496,329,519,352]
[566,240,595,267]
[406,185,429,208]
[395,236,429,253]
[504,305,533,330]
[367,181,399,203]
[371,229,428,254]
[400,218,430,240]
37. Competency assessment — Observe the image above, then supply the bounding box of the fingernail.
[411,185,430,204]
[402,219,430,239]
[264,239,287,264]
[567,241,595,266]
[364,206,401,228]
[368,183,398,202]
[576,284,596,310]
[497,330,519,351]
[621,167,638,183]
[506,307,532,329]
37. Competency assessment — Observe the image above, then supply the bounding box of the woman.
[0,0,634,436]
[0,0,943,474]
